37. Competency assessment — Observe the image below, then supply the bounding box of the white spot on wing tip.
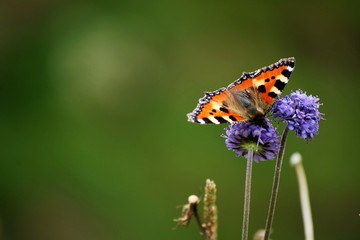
[223,116,234,123]
[198,119,205,124]
[208,116,220,124]
[278,75,289,83]
[270,86,281,95]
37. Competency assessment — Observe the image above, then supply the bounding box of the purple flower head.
[272,90,322,140]
[224,119,280,162]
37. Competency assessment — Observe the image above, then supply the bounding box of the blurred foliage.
[0,0,359,239]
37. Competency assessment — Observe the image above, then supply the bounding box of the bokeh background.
[0,1,359,239]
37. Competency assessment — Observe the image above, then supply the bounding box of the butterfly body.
[187,57,295,124]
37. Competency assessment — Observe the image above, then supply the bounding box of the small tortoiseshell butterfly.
[187,57,295,124]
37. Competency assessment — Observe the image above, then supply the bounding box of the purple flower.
[224,119,280,162]
[272,90,322,140]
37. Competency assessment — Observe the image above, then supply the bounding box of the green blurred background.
[0,0,359,239]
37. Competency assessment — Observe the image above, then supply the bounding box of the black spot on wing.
[271,76,275,79]
[268,92,278,98]
[219,107,229,113]
[202,118,213,124]
[281,69,291,78]
[288,61,295,68]
[274,80,286,91]
[229,115,237,121]
[265,78,270,82]
[258,85,266,93]
[212,109,217,113]
[215,116,228,124]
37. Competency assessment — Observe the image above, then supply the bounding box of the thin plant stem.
[242,148,254,240]
[191,203,208,240]
[264,126,289,240]
[291,153,314,240]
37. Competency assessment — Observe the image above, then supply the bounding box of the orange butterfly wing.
[187,57,295,124]
[187,89,246,124]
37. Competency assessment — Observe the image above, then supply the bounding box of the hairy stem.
[203,179,218,240]
[264,126,289,240]
[242,148,254,240]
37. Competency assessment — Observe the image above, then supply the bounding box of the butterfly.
[187,57,295,124]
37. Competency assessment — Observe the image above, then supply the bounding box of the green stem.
[242,148,254,240]
[264,126,289,240]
